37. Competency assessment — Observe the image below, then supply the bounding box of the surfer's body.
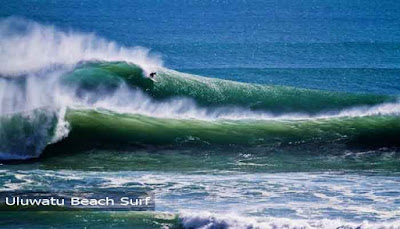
[149,72,157,82]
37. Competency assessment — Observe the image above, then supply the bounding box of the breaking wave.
[1,18,400,160]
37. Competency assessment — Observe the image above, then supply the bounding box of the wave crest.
[0,17,162,76]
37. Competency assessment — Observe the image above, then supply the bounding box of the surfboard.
[149,77,158,82]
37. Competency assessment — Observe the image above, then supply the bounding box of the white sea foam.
[179,210,400,229]
[2,170,400,227]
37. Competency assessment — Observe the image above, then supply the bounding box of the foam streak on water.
[1,169,400,228]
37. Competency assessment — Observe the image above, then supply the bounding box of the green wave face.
[58,109,400,149]
[152,70,394,113]
[60,62,153,94]
[62,61,394,114]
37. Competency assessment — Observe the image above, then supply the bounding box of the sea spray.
[0,17,162,76]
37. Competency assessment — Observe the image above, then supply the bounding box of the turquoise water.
[1,0,400,228]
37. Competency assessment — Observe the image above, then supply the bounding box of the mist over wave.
[0,17,162,76]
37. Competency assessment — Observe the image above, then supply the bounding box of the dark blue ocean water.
[2,0,400,94]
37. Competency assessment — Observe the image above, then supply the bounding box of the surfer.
[148,72,158,82]
[149,72,156,78]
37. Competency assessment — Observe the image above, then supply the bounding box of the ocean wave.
[56,109,400,149]
[1,18,400,160]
